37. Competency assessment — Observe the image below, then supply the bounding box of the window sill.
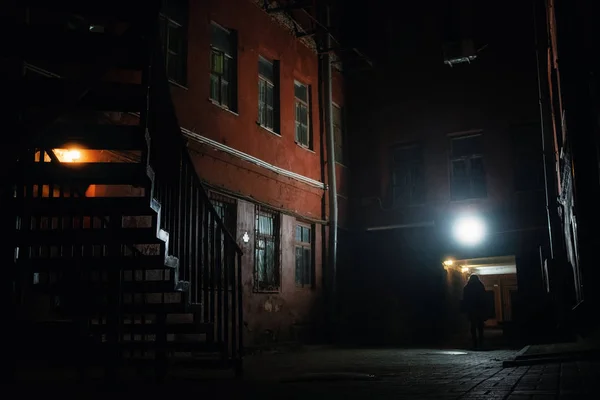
[295,142,315,153]
[169,80,188,90]
[335,161,349,168]
[208,99,239,116]
[253,289,281,294]
[256,122,281,137]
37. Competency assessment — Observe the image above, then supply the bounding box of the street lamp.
[453,215,486,246]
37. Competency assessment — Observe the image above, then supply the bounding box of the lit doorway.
[454,255,517,327]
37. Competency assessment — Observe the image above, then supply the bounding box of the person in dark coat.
[462,274,487,349]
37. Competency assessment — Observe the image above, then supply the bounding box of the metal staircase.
[9,0,243,381]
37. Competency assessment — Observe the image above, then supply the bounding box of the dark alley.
[4,0,600,397]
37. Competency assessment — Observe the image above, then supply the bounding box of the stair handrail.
[146,38,242,255]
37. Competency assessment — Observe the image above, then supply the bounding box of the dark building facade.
[539,0,600,334]
[12,0,350,351]
[339,0,555,345]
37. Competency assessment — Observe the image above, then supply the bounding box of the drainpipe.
[321,4,338,321]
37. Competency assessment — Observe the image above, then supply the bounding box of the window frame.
[208,192,237,289]
[258,56,278,133]
[332,102,345,165]
[210,21,236,111]
[159,12,187,86]
[254,206,281,293]
[390,143,426,206]
[294,222,313,288]
[449,133,487,201]
[294,80,311,148]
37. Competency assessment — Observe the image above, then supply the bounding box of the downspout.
[321,4,338,315]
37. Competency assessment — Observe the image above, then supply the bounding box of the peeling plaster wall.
[236,199,323,346]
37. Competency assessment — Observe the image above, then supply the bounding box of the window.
[210,22,236,110]
[255,207,280,291]
[209,193,237,287]
[258,57,279,132]
[209,192,237,234]
[511,124,544,192]
[450,134,486,200]
[159,1,188,85]
[333,104,345,164]
[295,224,312,287]
[391,144,425,205]
[294,81,310,148]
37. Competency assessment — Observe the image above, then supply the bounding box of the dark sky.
[336,0,536,71]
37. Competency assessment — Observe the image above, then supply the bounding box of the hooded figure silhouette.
[462,274,487,348]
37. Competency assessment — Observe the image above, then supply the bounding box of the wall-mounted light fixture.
[242,232,250,243]
[452,215,486,246]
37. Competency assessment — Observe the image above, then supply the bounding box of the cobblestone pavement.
[235,348,599,399]
[17,348,600,399]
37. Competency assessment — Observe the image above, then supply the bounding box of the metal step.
[33,279,178,295]
[19,255,178,273]
[16,162,148,185]
[90,322,212,335]
[118,341,221,353]
[92,301,189,314]
[37,123,145,150]
[20,78,146,112]
[17,196,154,216]
[15,227,162,245]
[17,25,147,70]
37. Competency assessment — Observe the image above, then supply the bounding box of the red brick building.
[20,0,348,347]
[161,0,348,345]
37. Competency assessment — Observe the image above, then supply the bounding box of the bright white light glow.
[443,259,454,267]
[461,266,470,273]
[242,232,250,243]
[453,216,486,246]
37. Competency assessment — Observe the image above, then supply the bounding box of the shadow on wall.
[336,228,450,346]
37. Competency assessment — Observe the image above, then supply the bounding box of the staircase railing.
[144,20,244,365]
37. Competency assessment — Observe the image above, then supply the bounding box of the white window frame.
[294,223,313,288]
[294,80,310,148]
[210,21,234,109]
[258,56,276,131]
